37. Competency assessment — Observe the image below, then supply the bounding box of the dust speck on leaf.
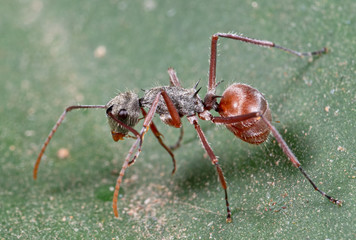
[57,148,70,159]
[337,146,346,152]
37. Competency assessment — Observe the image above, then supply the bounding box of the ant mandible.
[33,33,342,223]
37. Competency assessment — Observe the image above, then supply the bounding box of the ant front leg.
[210,112,342,206]
[204,33,327,110]
[113,90,182,217]
[187,115,232,223]
[112,92,161,217]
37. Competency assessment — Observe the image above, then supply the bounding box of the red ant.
[33,33,342,222]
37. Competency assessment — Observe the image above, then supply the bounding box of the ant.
[33,33,342,223]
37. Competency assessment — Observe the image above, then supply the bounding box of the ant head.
[106,91,141,141]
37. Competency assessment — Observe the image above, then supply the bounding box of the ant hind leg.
[259,114,342,206]
[210,111,342,206]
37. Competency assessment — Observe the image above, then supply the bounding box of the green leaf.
[1,0,355,239]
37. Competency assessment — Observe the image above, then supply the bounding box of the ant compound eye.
[118,109,128,119]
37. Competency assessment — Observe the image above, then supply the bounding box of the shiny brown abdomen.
[217,83,272,144]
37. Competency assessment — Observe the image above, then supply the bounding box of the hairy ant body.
[33,33,341,222]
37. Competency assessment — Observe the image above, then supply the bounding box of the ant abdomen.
[217,83,272,144]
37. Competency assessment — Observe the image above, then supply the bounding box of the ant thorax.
[140,86,205,124]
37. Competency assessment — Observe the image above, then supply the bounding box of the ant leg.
[210,112,342,206]
[170,126,184,151]
[113,90,182,217]
[258,114,342,206]
[160,90,182,128]
[33,105,106,180]
[135,90,182,163]
[187,115,232,223]
[128,90,182,167]
[113,92,162,217]
[168,67,182,87]
[141,108,177,174]
[112,137,141,217]
[205,33,327,109]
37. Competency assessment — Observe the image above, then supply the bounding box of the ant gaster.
[33,33,342,222]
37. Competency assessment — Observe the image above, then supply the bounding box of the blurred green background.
[1,0,355,239]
